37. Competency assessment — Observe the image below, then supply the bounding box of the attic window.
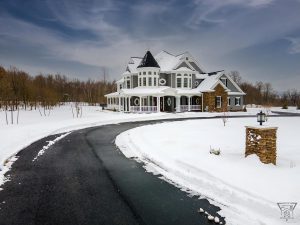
[186,57,189,60]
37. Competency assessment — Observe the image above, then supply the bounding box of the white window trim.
[216,96,222,108]
[235,97,241,106]
[227,97,231,106]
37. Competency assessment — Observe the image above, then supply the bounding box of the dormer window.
[154,72,156,75]
[139,72,141,75]
[148,71,152,75]
[186,57,188,60]
[143,71,146,75]
[149,77,152,86]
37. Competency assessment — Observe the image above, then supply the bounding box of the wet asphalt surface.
[1,115,297,225]
[0,118,228,225]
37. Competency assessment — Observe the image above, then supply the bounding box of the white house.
[105,50,245,113]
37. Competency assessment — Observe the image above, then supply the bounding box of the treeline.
[228,71,300,107]
[0,66,116,111]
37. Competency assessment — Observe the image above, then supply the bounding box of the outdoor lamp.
[257,111,266,126]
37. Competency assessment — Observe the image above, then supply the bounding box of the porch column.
[176,96,181,112]
[188,96,191,112]
[201,93,204,112]
[128,97,131,112]
[157,96,160,113]
[139,96,142,112]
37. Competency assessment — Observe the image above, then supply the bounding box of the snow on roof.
[127,57,142,73]
[195,74,208,79]
[228,91,246,96]
[176,89,201,95]
[122,71,131,76]
[104,92,119,97]
[121,86,172,96]
[174,67,193,72]
[116,77,124,83]
[154,50,180,71]
[196,72,229,92]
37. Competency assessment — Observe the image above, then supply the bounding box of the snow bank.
[116,117,300,225]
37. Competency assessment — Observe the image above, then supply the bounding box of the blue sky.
[0,0,300,91]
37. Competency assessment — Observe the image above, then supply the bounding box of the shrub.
[297,105,300,110]
[282,104,288,109]
[243,106,247,112]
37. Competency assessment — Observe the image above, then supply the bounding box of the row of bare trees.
[228,71,300,107]
[0,66,116,123]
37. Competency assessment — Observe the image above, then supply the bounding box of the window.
[149,77,152,86]
[154,72,156,75]
[126,80,130,88]
[139,78,141,86]
[227,97,231,106]
[143,71,146,75]
[235,97,241,106]
[215,96,222,108]
[143,77,146,86]
[177,77,182,88]
[221,78,228,87]
[148,71,152,75]
[189,79,192,88]
[183,78,188,88]
[139,72,141,75]
[154,77,157,86]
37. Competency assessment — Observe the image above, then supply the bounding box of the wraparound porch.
[106,95,203,113]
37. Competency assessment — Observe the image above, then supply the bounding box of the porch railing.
[180,105,201,112]
[190,105,201,111]
[130,106,157,113]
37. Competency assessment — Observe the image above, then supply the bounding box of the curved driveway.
[2,115,294,225]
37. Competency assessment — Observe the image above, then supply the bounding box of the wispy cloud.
[286,37,300,54]
[0,0,300,90]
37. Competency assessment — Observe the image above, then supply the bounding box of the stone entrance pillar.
[245,126,278,165]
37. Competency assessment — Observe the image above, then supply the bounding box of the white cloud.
[286,37,300,54]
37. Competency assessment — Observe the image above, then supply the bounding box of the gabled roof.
[137,51,160,68]
[127,57,142,74]
[196,72,230,92]
[175,67,194,72]
[154,50,205,72]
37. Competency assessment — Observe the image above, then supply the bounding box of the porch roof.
[176,89,202,96]
[104,92,119,97]
[120,86,171,96]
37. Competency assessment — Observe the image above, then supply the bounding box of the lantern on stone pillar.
[257,111,266,126]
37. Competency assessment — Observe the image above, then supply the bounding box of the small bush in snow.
[210,146,221,155]
[282,104,288,109]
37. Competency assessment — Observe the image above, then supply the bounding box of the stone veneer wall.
[203,84,228,112]
[245,126,277,165]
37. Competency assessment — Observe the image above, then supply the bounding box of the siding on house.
[227,95,244,111]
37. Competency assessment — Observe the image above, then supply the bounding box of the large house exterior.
[105,50,245,113]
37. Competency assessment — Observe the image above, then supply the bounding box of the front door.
[163,96,175,112]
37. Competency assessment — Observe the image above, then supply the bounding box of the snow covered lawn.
[116,117,300,225]
[0,104,265,186]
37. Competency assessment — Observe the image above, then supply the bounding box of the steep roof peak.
[137,51,160,68]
